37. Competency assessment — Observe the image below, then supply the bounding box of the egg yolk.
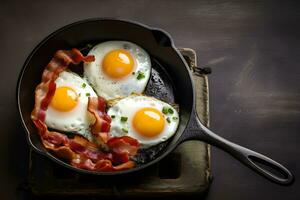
[132,108,165,137]
[50,86,78,112]
[102,49,134,79]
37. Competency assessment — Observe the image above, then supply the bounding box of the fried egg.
[84,41,151,100]
[45,71,97,140]
[107,95,179,148]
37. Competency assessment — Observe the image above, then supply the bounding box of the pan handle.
[179,110,294,185]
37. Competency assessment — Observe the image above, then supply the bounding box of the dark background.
[0,0,299,199]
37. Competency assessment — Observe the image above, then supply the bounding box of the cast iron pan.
[17,18,294,185]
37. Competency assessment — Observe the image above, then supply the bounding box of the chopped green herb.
[86,93,90,97]
[78,93,81,97]
[162,106,174,115]
[122,128,128,133]
[166,117,171,123]
[111,115,115,119]
[121,116,128,122]
[172,116,178,120]
[136,71,145,80]
[162,106,169,114]
[168,108,174,114]
[81,83,86,88]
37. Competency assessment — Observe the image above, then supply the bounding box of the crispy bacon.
[31,48,140,172]
[71,158,135,172]
[41,49,95,82]
[87,97,111,146]
[107,136,139,156]
[34,119,135,171]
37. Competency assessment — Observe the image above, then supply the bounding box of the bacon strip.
[34,119,135,171]
[71,157,135,172]
[41,48,94,83]
[87,97,111,147]
[108,136,139,156]
[31,48,140,172]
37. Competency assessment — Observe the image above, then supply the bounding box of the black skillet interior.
[17,19,194,175]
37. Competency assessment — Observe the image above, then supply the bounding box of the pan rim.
[17,17,196,175]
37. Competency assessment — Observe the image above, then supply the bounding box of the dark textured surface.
[0,0,299,199]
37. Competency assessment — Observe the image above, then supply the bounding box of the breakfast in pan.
[18,19,293,185]
[31,43,179,171]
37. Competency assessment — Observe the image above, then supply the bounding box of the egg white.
[83,41,151,100]
[107,95,179,148]
[45,71,97,141]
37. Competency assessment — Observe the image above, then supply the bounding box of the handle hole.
[248,155,288,179]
